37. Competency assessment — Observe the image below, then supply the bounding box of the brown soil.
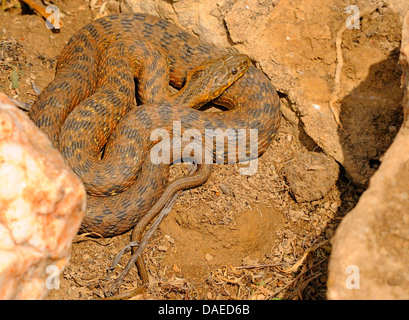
[0,0,403,300]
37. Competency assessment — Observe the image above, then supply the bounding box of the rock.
[330,202,338,211]
[219,183,233,197]
[327,124,409,299]
[157,245,168,252]
[205,253,214,261]
[224,0,277,46]
[124,0,230,47]
[0,94,86,299]
[385,0,409,22]
[327,13,409,299]
[282,151,339,203]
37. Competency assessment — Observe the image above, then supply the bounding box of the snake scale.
[28,13,281,237]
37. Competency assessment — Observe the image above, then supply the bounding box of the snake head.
[179,54,251,108]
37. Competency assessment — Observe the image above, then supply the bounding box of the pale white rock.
[0,93,86,300]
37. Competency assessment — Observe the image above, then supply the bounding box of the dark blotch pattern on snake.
[28,13,281,237]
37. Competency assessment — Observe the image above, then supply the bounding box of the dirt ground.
[0,0,403,300]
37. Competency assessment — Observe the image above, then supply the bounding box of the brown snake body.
[28,13,281,237]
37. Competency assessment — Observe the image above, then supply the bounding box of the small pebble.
[205,253,214,261]
[330,202,338,211]
[219,183,233,196]
[157,245,168,252]
[164,234,175,244]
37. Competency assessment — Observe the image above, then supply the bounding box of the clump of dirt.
[0,0,404,300]
[282,151,339,203]
[160,202,286,271]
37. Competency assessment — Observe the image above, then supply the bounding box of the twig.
[235,262,285,270]
[5,81,39,112]
[102,284,147,300]
[271,258,327,298]
[283,239,329,273]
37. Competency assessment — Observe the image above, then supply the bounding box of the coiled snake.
[28,13,281,237]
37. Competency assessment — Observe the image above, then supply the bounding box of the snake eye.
[231,67,238,75]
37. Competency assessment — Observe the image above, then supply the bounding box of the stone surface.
[0,94,86,299]
[283,151,339,203]
[327,10,409,299]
